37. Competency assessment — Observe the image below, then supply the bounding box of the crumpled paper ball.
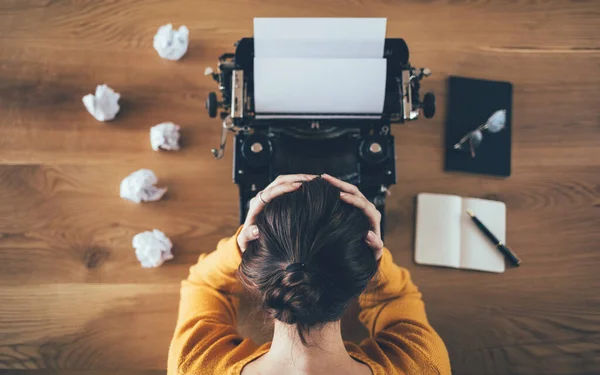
[82,84,120,121]
[120,169,167,204]
[153,24,189,61]
[133,229,173,268]
[150,122,181,151]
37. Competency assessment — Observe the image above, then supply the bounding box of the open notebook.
[415,193,507,273]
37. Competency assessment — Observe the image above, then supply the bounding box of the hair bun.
[285,262,306,273]
[263,263,323,325]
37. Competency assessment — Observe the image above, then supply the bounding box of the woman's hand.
[237,174,318,252]
[321,173,384,260]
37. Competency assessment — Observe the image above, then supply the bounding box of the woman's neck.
[243,321,372,375]
[264,321,351,369]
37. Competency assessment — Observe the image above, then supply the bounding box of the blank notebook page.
[415,193,462,268]
[460,198,506,273]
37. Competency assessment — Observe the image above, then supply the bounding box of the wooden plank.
[0,284,177,369]
[0,164,241,285]
[0,1,598,165]
[0,50,598,165]
[0,163,597,285]
[0,0,598,48]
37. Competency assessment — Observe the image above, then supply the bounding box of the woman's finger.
[338,191,371,210]
[237,224,260,252]
[325,174,382,239]
[265,174,318,190]
[366,230,384,259]
[339,193,381,235]
[243,181,303,227]
[339,192,384,259]
[261,181,304,204]
[321,174,366,199]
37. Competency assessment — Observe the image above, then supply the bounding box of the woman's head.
[239,177,378,344]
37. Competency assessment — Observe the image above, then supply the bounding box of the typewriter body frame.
[206,38,435,239]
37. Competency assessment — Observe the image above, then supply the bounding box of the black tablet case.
[444,76,512,177]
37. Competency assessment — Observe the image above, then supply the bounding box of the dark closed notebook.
[445,76,512,177]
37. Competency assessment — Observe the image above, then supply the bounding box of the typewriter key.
[250,142,263,153]
[359,137,389,165]
[242,133,273,168]
[369,143,383,154]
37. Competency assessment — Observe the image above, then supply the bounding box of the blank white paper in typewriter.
[253,18,388,118]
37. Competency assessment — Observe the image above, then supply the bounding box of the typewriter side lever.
[205,51,240,159]
[209,115,235,159]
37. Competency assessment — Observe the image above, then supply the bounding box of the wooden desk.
[0,1,598,374]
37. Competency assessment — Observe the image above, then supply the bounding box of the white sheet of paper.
[254,58,387,114]
[254,18,386,58]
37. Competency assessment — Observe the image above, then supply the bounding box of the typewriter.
[205,37,435,238]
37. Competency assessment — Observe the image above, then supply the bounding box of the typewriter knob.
[423,92,436,119]
[206,92,218,118]
[369,143,383,154]
[250,142,263,153]
[242,133,273,168]
[359,137,388,165]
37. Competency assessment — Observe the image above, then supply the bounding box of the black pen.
[466,209,522,267]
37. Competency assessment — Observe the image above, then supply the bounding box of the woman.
[167,174,451,375]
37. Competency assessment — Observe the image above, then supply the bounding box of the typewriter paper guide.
[253,18,388,117]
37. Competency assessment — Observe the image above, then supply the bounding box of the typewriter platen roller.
[205,35,435,239]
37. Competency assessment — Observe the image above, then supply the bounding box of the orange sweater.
[167,226,451,375]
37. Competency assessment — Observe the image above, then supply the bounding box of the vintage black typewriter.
[205,36,435,238]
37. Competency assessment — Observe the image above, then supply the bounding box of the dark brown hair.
[239,177,378,345]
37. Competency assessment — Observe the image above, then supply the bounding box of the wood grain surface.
[1,0,599,374]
